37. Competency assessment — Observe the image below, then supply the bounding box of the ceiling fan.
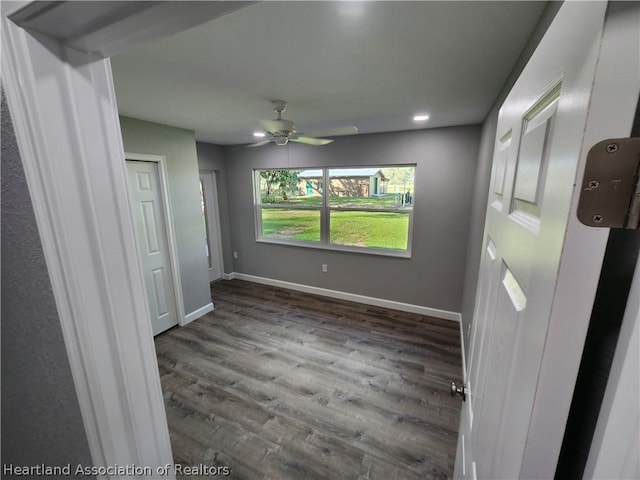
[248,100,357,147]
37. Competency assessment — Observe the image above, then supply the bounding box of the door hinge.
[450,381,468,401]
[577,138,640,229]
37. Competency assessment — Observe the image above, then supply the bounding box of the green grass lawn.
[261,209,321,242]
[261,208,409,249]
[330,211,408,249]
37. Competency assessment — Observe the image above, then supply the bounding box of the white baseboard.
[224,272,461,322]
[183,302,214,325]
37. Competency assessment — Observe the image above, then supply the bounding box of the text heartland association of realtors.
[2,463,231,476]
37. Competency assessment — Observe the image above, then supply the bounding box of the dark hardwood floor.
[155,280,463,480]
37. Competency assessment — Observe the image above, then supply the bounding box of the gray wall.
[197,141,235,274]
[1,87,94,475]
[119,116,211,315]
[459,2,563,349]
[222,126,480,313]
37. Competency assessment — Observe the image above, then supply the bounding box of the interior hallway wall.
[119,116,211,315]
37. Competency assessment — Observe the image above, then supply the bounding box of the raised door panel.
[510,86,560,225]
[468,238,500,423]
[474,262,527,479]
[140,201,160,254]
[491,132,512,211]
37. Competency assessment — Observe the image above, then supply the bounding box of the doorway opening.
[199,170,224,282]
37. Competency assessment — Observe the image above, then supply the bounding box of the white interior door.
[199,170,224,282]
[455,2,639,479]
[127,160,179,335]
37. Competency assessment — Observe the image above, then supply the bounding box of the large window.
[254,166,415,255]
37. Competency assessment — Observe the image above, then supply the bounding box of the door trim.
[126,153,186,327]
[584,254,640,479]
[0,28,175,471]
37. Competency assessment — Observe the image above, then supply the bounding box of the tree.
[260,170,299,201]
[381,167,415,194]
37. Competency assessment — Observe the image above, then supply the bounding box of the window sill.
[255,237,412,258]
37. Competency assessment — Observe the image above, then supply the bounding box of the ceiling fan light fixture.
[274,136,289,146]
[413,114,430,122]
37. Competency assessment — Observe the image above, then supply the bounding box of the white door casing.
[126,159,180,335]
[455,2,640,479]
[584,254,640,479]
[200,170,224,282]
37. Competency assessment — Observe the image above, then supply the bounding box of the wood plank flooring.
[155,280,463,480]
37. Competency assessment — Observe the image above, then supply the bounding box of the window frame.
[253,165,416,258]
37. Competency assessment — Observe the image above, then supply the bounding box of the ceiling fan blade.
[304,126,358,138]
[290,136,334,146]
[247,139,272,147]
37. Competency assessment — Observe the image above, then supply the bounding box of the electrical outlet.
[322,264,328,273]
[233,251,238,259]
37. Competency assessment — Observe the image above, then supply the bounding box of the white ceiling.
[111,1,548,146]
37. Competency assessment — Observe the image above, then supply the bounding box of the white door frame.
[199,169,224,282]
[1,0,251,472]
[126,152,186,326]
[584,254,640,479]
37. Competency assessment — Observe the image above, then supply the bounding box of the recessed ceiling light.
[413,114,430,122]
[253,131,266,138]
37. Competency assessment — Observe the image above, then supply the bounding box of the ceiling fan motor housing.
[272,99,288,112]
[270,118,295,134]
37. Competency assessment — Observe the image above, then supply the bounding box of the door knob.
[450,381,467,401]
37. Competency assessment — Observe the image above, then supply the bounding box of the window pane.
[258,169,323,206]
[328,167,414,209]
[261,208,321,242]
[330,210,410,250]
[379,166,415,199]
[254,166,415,254]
